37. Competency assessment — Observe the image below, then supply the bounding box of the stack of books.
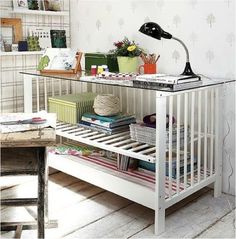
[133,74,202,91]
[79,112,136,135]
[117,154,138,171]
[139,152,197,179]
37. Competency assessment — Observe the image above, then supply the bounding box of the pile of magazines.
[130,123,188,147]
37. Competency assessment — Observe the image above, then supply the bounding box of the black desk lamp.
[139,22,195,76]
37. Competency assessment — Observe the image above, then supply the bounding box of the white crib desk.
[21,70,234,235]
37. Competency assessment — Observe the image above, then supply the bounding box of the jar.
[91,65,97,75]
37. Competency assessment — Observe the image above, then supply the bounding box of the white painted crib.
[23,72,224,235]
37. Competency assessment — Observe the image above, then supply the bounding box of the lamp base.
[182,62,195,76]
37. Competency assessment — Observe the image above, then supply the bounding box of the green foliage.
[37,55,50,71]
[27,36,40,51]
[110,37,143,57]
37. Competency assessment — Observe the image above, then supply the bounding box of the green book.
[82,112,135,123]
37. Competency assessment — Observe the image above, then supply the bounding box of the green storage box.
[48,93,97,124]
[85,52,119,72]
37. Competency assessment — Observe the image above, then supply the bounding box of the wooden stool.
[1,126,56,238]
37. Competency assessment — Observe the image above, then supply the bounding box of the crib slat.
[51,79,55,97]
[36,78,40,112]
[112,139,133,147]
[210,89,214,176]
[103,135,130,144]
[184,93,188,189]
[66,80,70,94]
[176,94,181,194]
[121,142,140,149]
[204,90,208,179]
[130,144,150,152]
[86,133,107,140]
[133,89,136,115]
[140,89,144,120]
[44,78,47,111]
[138,147,156,154]
[190,92,195,186]
[197,91,202,183]
[96,132,129,143]
[59,79,62,96]
[168,96,173,196]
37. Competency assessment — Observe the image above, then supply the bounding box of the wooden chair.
[1,122,57,238]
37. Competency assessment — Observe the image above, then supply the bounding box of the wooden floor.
[1,169,235,239]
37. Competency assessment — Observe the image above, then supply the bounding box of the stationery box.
[48,93,97,124]
[85,52,119,72]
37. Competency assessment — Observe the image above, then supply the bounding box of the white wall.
[70,0,236,195]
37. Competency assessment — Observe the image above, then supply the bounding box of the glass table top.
[20,70,235,92]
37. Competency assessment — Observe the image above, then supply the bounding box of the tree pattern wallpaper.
[71,0,235,195]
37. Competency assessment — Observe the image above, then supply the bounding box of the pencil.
[155,54,160,63]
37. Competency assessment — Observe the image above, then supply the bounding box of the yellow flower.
[127,45,136,51]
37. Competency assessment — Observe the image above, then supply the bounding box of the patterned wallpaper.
[0,0,70,113]
[70,0,235,195]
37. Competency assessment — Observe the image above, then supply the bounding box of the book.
[78,121,129,135]
[81,115,136,128]
[133,79,202,91]
[136,74,201,85]
[82,112,135,123]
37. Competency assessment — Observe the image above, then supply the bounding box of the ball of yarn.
[93,94,120,116]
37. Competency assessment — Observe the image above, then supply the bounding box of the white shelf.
[11,9,69,16]
[48,153,156,209]
[0,51,44,56]
[56,122,156,163]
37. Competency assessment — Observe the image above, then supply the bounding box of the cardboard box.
[85,52,119,72]
[48,93,97,124]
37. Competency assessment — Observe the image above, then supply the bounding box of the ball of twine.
[93,94,120,116]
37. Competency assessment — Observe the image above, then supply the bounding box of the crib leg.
[154,205,165,235]
[155,92,167,235]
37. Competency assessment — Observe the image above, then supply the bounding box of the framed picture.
[50,30,67,48]
[0,18,23,44]
[48,0,61,11]
[37,48,82,74]
[13,0,28,10]
[27,0,39,10]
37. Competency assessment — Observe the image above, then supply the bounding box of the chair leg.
[37,147,46,239]
[14,225,23,239]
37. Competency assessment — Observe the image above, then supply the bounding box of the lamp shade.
[139,22,172,40]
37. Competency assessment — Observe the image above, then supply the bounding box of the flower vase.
[117,56,139,73]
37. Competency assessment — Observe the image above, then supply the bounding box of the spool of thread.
[93,94,120,116]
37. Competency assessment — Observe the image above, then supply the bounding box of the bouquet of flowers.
[110,37,143,57]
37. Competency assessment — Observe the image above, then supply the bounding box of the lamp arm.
[172,36,190,62]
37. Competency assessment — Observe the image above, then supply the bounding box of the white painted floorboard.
[198,209,236,238]
[1,171,235,239]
